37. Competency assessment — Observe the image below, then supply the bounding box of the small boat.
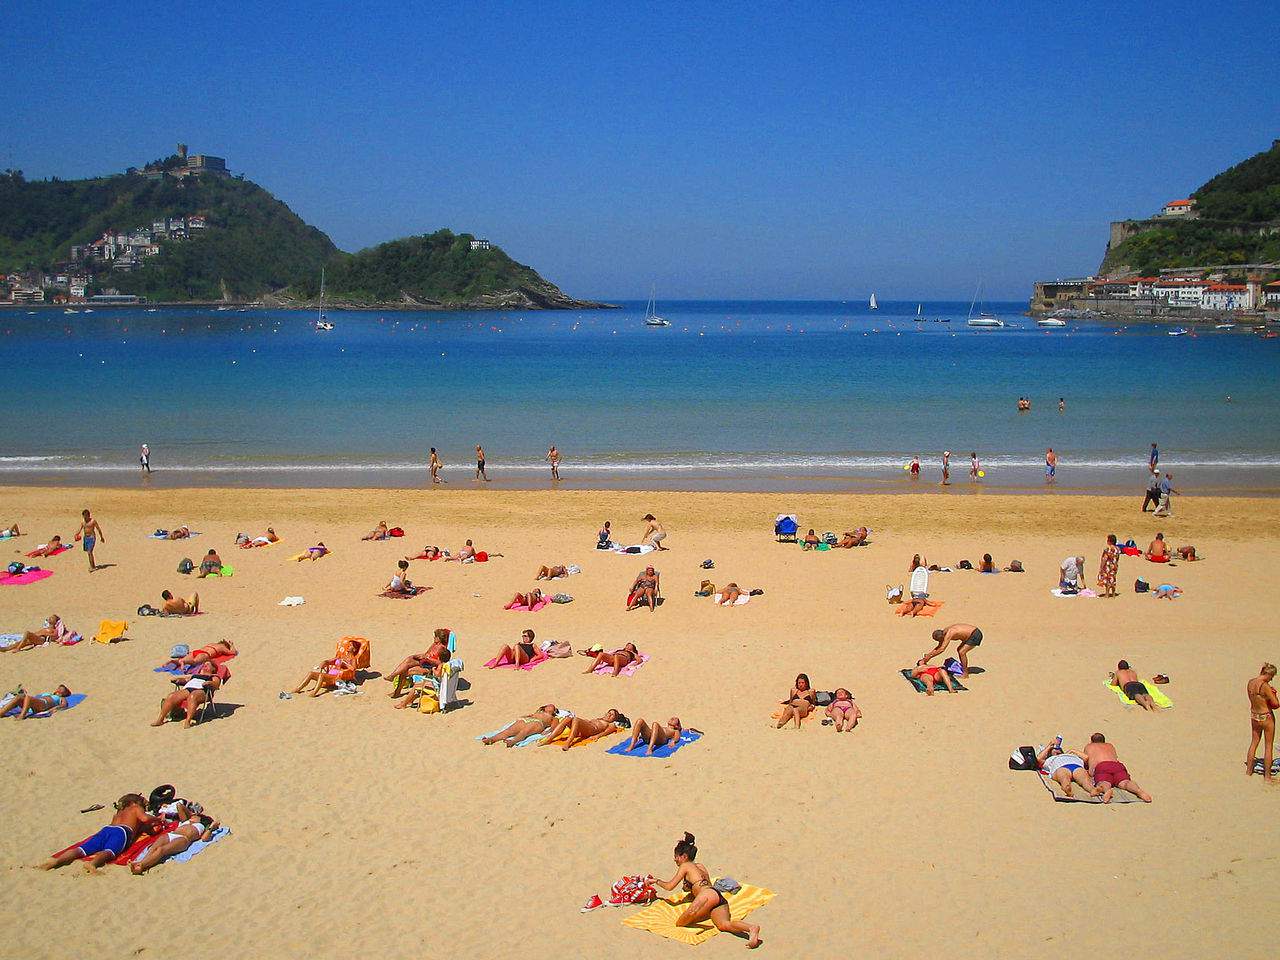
[1167,328,1189,337]
[64,308,80,314]
[146,308,158,313]
[643,284,669,327]
[315,267,334,331]
[1215,322,1235,330]
[83,308,94,313]
[1036,317,1068,328]
[869,293,879,311]
[965,281,1003,327]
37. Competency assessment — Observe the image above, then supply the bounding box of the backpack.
[389,527,405,537]
[177,558,194,575]
[822,531,838,545]
[700,559,715,569]
[1134,578,1149,593]
[1009,746,1039,771]
[137,604,160,617]
[957,559,973,569]
[7,561,25,576]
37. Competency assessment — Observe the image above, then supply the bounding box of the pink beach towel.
[0,569,54,586]
[504,598,551,612]
[26,545,71,558]
[484,650,550,671]
[593,653,650,677]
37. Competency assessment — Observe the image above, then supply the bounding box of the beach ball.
[978,470,985,477]
[903,464,910,471]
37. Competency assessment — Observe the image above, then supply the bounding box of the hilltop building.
[1160,198,1196,218]
[470,239,491,251]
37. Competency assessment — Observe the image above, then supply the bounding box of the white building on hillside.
[1200,283,1249,311]
[1161,198,1195,217]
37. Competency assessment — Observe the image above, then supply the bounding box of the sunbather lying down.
[362,521,390,541]
[6,685,73,719]
[626,716,700,754]
[535,563,568,580]
[1,523,21,537]
[541,708,628,751]
[835,527,869,548]
[581,642,640,676]
[237,528,279,548]
[506,589,543,609]
[161,640,235,671]
[296,543,330,561]
[130,812,220,875]
[406,545,441,561]
[482,703,559,747]
[165,525,191,540]
[911,661,956,694]
[3,613,71,653]
[27,536,63,556]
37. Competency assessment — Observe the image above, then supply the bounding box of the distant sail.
[869,293,879,310]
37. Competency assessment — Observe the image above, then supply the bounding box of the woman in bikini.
[7,685,73,720]
[626,716,699,754]
[489,629,541,667]
[836,527,868,548]
[386,629,452,695]
[582,642,639,676]
[1247,663,1278,782]
[776,673,816,728]
[362,521,389,541]
[162,640,235,671]
[27,536,63,557]
[292,647,357,697]
[129,813,220,875]
[506,588,543,609]
[4,613,69,653]
[628,566,660,611]
[825,688,861,732]
[541,708,628,751]
[652,833,761,948]
[152,668,222,727]
[535,563,569,580]
[481,703,559,747]
[718,583,745,605]
[296,542,329,561]
[406,545,440,561]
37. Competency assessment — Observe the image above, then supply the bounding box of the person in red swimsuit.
[911,660,956,695]
[1083,733,1152,803]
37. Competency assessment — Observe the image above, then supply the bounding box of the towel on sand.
[545,724,619,749]
[622,882,774,944]
[607,730,701,758]
[771,707,816,724]
[899,669,966,693]
[92,620,128,644]
[1,693,87,718]
[611,544,655,556]
[713,593,751,606]
[1051,588,1098,598]
[0,569,54,586]
[203,564,234,578]
[485,650,550,671]
[162,826,231,863]
[505,597,550,612]
[895,599,943,617]
[1037,773,1142,804]
[26,544,71,557]
[279,596,305,606]
[1106,679,1173,708]
[52,820,176,866]
[593,653,650,677]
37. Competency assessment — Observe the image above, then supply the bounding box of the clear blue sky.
[5,1,1278,300]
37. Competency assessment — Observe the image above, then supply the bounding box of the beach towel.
[0,569,54,586]
[279,596,305,606]
[162,826,230,864]
[1051,587,1098,598]
[545,724,619,749]
[26,544,71,557]
[0,692,87,718]
[92,620,128,644]
[713,593,751,606]
[900,668,966,693]
[203,564,234,578]
[380,587,428,600]
[771,707,817,724]
[611,544,655,556]
[1037,773,1142,804]
[240,538,279,548]
[622,882,774,944]
[0,634,22,649]
[505,597,550,612]
[51,819,176,867]
[895,599,943,617]
[593,653,650,677]
[607,730,701,758]
[149,531,200,540]
[484,650,550,671]
[1106,679,1173,709]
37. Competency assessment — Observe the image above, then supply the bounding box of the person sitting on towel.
[978,553,995,573]
[540,708,628,751]
[384,560,419,596]
[597,520,613,549]
[626,716,700,754]
[627,566,660,612]
[160,590,200,616]
[28,536,63,557]
[836,527,869,548]
[6,684,73,719]
[912,660,957,695]
[534,563,569,580]
[362,521,390,541]
[166,525,191,540]
[3,613,69,654]
[776,673,817,727]
[1146,533,1169,561]
[802,528,820,549]
[151,665,221,727]
[489,629,541,668]
[385,629,453,696]
[581,642,640,676]
[1036,737,1100,798]
[196,549,223,578]
[445,539,478,562]
[1111,660,1158,711]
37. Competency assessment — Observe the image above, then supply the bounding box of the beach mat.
[593,653,650,677]
[895,599,943,617]
[163,826,230,864]
[1038,773,1142,804]
[608,730,701,758]
[900,669,966,693]
[1,693,87,718]
[622,882,774,944]
[505,598,550,612]
[545,725,619,749]
[1051,588,1098,598]
[26,544,71,557]
[0,569,54,586]
[1106,679,1173,709]
[485,650,550,671]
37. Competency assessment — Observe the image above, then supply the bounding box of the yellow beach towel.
[544,725,619,749]
[1106,679,1173,709]
[92,620,128,644]
[622,882,775,945]
[288,548,331,562]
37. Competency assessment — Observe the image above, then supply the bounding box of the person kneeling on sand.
[40,794,159,872]
[582,642,640,676]
[919,623,983,678]
[650,833,762,949]
[481,703,559,747]
[1036,737,1101,798]
[1083,733,1152,802]
[912,661,956,695]
[627,716,700,754]
[6,684,73,719]
[825,688,861,731]
[541,708,628,751]
[1112,660,1158,711]
[160,590,199,616]
[130,812,220,875]
[196,549,222,578]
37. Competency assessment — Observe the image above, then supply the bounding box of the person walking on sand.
[1142,471,1161,512]
[919,623,984,677]
[1098,534,1120,597]
[641,514,667,550]
[74,508,104,572]
[1149,442,1159,474]
[140,443,151,475]
[941,450,951,486]
[1083,733,1152,803]
[1045,447,1057,483]
[1153,471,1177,517]
[428,447,444,484]
[1247,663,1278,782]
[547,444,561,481]
[969,451,980,481]
[475,444,489,481]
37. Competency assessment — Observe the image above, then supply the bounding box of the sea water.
[1,300,1277,492]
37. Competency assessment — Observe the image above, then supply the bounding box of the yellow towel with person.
[622,882,774,944]
[1106,678,1173,708]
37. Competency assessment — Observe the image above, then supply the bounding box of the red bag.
[608,874,656,906]
[475,551,489,562]
[389,527,405,538]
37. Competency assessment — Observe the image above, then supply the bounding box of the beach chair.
[774,515,798,543]
[419,658,464,713]
[320,636,370,691]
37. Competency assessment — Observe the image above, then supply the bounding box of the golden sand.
[1,487,1277,959]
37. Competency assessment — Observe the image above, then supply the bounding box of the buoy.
[903,464,910,471]
[978,470,986,478]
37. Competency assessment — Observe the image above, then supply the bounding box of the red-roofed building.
[1161,198,1196,217]
[1263,281,1280,306]
[1201,283,1249,311]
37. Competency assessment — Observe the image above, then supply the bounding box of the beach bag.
[474,551,489,562]
[389,527,404,537]
[624,546,641,554]
[701,559,715,569]
[957,559,973,570]
[551,593,573,604]
[822,531,838,545]
[1134,578,1149,593]
[814,691,834,706]
[886,584,903,604]
[713,877,741,894]
[169,644,190,659]
[154,529,168,538]
[178,558,194,575]
[1009,746,1038,771]
[609,875,656,906]
[137,604,160,617]
[7,561,25,576]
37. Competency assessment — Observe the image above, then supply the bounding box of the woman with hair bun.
[651,832,762,948]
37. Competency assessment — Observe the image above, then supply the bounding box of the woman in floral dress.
[1098,533,1120,598]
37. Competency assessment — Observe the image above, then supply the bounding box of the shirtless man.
[40,793,159,872]
[547,444,561,481]
[1083,733,1152,803]
[919,623,983,677]
[641,514,668,550]
[1246,662,1278,782]
[428,447,444,484]
[196,549,222,578]
[1112,660,1158,711]
[475,444,489,481]
[160,590,200,616]
[1045,447,1057,483]
[74,508,105,572]
[1146,533,1169,561]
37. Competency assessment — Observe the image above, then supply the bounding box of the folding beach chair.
[774,514,798,543]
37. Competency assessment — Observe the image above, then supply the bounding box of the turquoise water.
[2,300,1278,491]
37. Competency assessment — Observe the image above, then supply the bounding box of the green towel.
[1106,678,1172,708]
[210,564,234,578]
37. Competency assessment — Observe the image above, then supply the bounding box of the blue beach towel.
[166,826,230,863]
[1,692,87,718]
[475,728,546,748]
[607,730,702,758]
[900,668,966,693]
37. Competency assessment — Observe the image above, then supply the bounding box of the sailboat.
[315,267,333,331]
[643,284,670,327]
[914,303,924,322]
[869,293,879,310]
[966,282,1004,328]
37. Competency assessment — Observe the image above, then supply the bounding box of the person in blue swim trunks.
[74,508,105,572]
[41,794,158,872]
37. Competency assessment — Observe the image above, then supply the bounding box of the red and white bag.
[608,874,656,906]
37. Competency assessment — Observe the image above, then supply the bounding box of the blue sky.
[5,1,1278,300]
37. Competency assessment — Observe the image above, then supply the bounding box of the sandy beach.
[1,486,1277,960]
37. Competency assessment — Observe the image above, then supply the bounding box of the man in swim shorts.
[1045,447,1057,482]
[919,623,983,677]
[74,508,104,572]
[40,793,159,872]
[475,444,489,481]
[1113,660,1158,711]
[1083,733,1152,803]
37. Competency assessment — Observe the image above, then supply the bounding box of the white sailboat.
[914,303,924,322]
[315,267,333,331]
[643,284,670,327]
[966,282,1004,328]
[869,293,879,310]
